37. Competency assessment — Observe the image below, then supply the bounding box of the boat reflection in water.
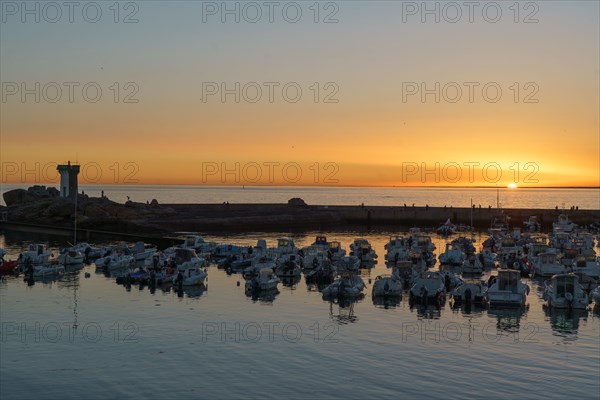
[246,288,279,303]
[487,305,529,335]
[371,292,402,309]
[544,307,589,338]
[176,284,207,299]
[450,301,486,316]
[410,302,443,319]
[280,276,301,288]
[328,297,359,324]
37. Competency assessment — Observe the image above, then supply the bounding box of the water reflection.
[280,276,301,288]
[178,285,207,299]
[371,293,402,309]
[328,298,359,324]
[544,307,589,338]
[246,288,279,303]
[487,306,529,334]
[412,303,443,319]
[450,302,486,316]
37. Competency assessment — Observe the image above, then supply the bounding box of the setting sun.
[507,183,518,188]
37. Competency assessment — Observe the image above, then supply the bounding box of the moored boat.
[486,269,529,307]
[543,273,589,309]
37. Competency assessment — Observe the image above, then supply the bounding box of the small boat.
[269,237,298,257]
[523,216,541,232]
[409,271,446,304]
[439,243,466,266]
[243,256,276,279]
[275,257,302,278]
[385,236,409,262]
[570,253,600,279]
[390,261,419,289]
[327,241,346,261]
[304,263,334,283]
[530,252,566,278]
[322,273,365,298]
[167,248,207,270]
[245,268,279,292]
[57,249,84,265]
[173,267,207,286]
[71,242,102,259]
[372,274,403,297]
[461,255,483,275]
[436,219,456,236]
[349,239,377,263]
[486,269,529,307]
[180,234,216,253]
[0,249,18,274]
[19,244,52,266]
[130,241,157,262]
[302,248,328,270]
[477,249,498,268]
[333,256,360,272]
[553,214,577,234]
[451,280,488,304]
[543,273,589,309]
[95,253,135,270]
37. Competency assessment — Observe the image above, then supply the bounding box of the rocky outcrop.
[1,186,178,234]
[288,197,307,207]
[3,185,60,206]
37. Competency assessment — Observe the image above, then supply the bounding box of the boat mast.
[74,190,77,245]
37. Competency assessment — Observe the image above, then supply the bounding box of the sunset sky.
[1,1,598,187]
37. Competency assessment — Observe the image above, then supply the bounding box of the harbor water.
[1,230,599,400]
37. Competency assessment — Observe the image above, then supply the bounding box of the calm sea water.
[1,184,599,210]
[1,230,599,400]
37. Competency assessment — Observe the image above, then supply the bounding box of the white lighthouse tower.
[56,161,81,198]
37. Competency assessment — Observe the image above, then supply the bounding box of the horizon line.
[1,182,599,190]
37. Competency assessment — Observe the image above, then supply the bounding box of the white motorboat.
[439,243,466,266]
[461,255,483,275]
[385,236,409,262]
[523,216,541,232]
[71,242,102,259]
[372,274,403,297]
[349,239,377,263]
[269,237,298,257]
[553,214,577,234]
[95,252,135,270]
[19,244,52,266]
[486,269,529,307]
[212,243,247,259]
[531,252,566,277]
[391,261,419,289]
[57,249,84,265]
[409,271,446,303]
[451,280,487,304]
[245,268,279,291]
[275,256,302,278]
[173,267,207,286]
[477,249,498,268]
[322,273,365,297]
[333,256,361,272]
[130,241,157,262]
[327,241,346,261]
[302,248,329,270]
[543,274,589,309]
[570,253,600,279]
[180,234,216,253]
[167,248,207,270]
